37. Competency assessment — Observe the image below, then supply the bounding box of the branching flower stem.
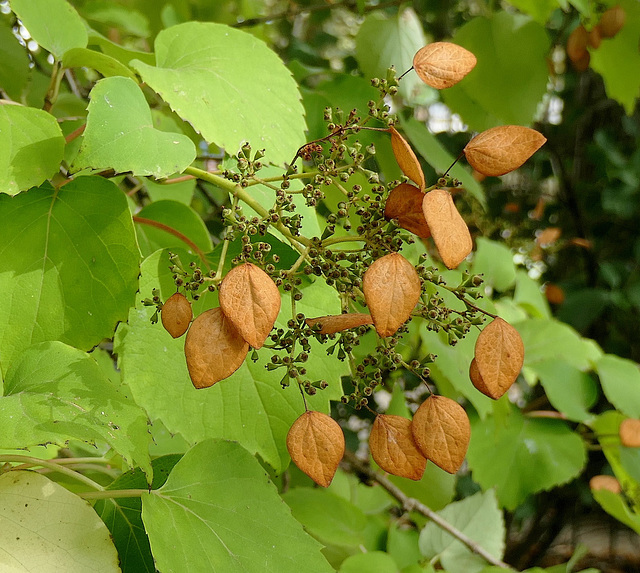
[342,450,513,570]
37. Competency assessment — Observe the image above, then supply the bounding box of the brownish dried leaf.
[362,252,422,338]
[413,42,477,89]
[474,317,524,399]
[599,5,625,38]
[161,292,192,338]
[286,411,345,487]
[422,188,472,269]
[305,313,373,335]
[411,395,470,474]
[464,125,547,177]
[620,419,640,448]
[389,126,425,190]
[385,183,431,238]
[184,307,249,389]
[219,262,281,349]
[369,414,426,481]
[589,475,622,494]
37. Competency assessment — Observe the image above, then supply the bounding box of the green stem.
[185,166,311,251]
[321,235,366,247]
[0,455,105,491]
[43,60,64,112]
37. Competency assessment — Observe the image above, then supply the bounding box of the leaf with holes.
[219,263,281,349]
[389,126,425,190]
[161,293,192,338]
[464,125,546,177]
[305,313,373,335]
[413,42,477,89]
[422,188,472,269]
[412,395,470,474]
[385,183,431,238]
[362,253,422,338]
[474,317,524,399]
[184,307,249,388]
[286,411,345,487]
[369,414,426,480]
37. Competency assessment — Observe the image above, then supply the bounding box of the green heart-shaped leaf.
[73,76,196,178]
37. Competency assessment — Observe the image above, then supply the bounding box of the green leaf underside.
[596,353,640,418]
[10,0,87,60]
[0,471,119,572]
[0,177,140,372]
[0,104,65,195]
[355,8,433,105]
[282,487,368,548]
[467,405,586,510]
[141,440,333,573]
[419,490,505,573]
[135,199,213,257]
[590,0,640,116]
[62,47,138,80]
[73,76,196,178]
[1,341,152,478]
[115,249,347,473]
[442,12,550,131]
[132,22,306,165]
[94,455,182,573]
[532,359,598,422]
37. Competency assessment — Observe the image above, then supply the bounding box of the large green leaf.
[442,12,550,131]
[0,19,30,101]
[0,177,140,373]
[282,487,368,548]
[355,7,434,105]
[595,354,640,418]
[73,77,196,178]
[591,489,640,535]
[10,0,87,60]
[389,459,457,512]
[1,341,152,477]
[141,439,334,573]
[472,238,516,292]
[132,22,306,165]
[419,490,505,573]
[0,104,64,195]
[467,405,587,510]
[115,249,347,473]
[503,0,561,23]
[339,552,399,573]
[590,0,640,116]
[398,116,485,205]
[532,359,598,422]
[134,199,213,257]
[94,455,182,573]
[0,471,119,572]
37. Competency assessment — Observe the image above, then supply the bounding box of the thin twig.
[342,450,513,570]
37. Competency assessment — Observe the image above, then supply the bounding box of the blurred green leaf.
[596,354,640,418]
[472,238,516,292]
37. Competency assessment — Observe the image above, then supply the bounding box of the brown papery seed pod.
[411,395,470,474]
[589,475,622,494]
[587,25,602,49]
[286,411,345,487]
[389,127,426,190]
[362,252,422,338]
[422,188,472,269]
[599,5,625,38]
[305,313,373,335]
[384,183,431,238]
[161,292,192,338]
[219,262,281,349]
[619,418,640,448]
[369,414,426,481]
[474,317,524,399]
[464,125,547,177]
[567,24,589,63]
[413,42,477,89]
[184,307,249,389]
